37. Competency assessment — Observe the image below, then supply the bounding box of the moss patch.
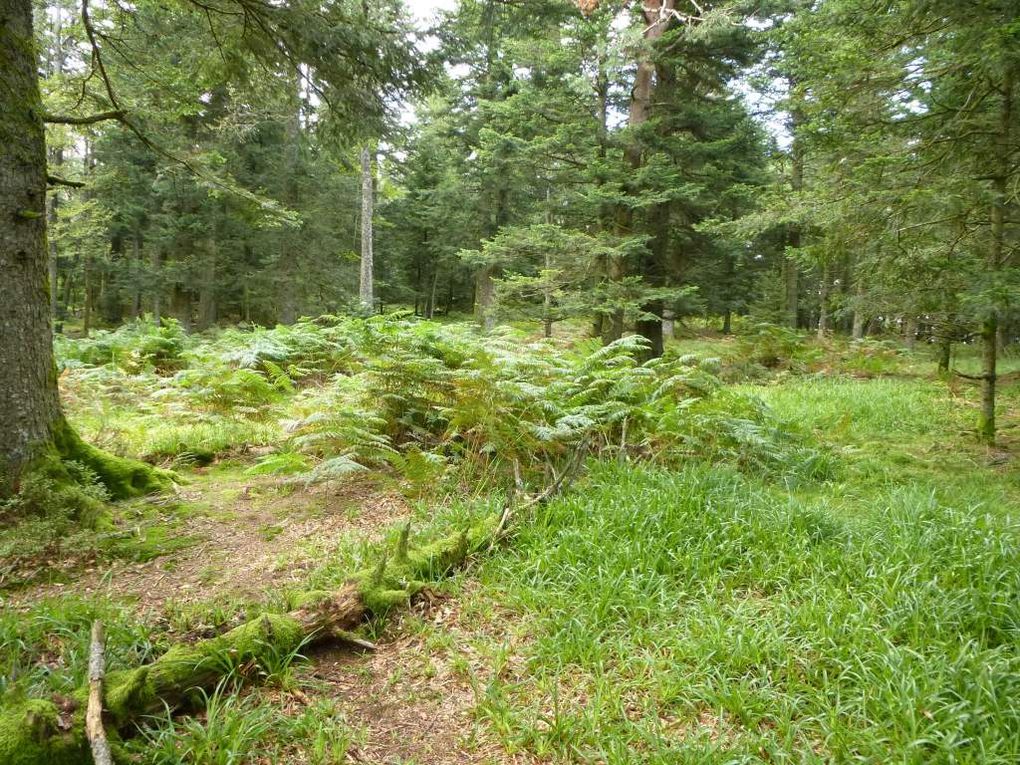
[51,418,174,500]
[0,698,91,765]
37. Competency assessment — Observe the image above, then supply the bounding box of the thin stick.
[86,621,114,765]
[493,438,590,544]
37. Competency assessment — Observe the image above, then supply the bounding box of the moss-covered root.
[0,698,93,765]
[51,417,174,500]
[0,516,498,763]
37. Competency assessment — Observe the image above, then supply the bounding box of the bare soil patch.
[9,471,411,615]
[300,594,534,765]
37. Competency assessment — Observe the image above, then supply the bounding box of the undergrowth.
[9,315,1013,762]
[55,315,831,491]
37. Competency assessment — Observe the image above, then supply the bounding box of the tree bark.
[851,277,866,340]
[197,245,217,330]
[45,3,65,329]
[783,254,799,330]
[618,0,674,355]
[47,182,61,326]
[426,266,439,320]
[474,265,495,331]
[0,0,64,492]
[816,261,829,340]
[938,338,952,374]
[359,145,374,312]
[150,247,163,325]
[130,228,142,319]
[979,68,1012,444]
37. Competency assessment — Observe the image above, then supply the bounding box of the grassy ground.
[3,322,1019,763]
[447,374,1020,763]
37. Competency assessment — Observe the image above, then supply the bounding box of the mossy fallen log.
[0,515,498,764]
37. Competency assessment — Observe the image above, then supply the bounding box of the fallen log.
[0,514,498,765]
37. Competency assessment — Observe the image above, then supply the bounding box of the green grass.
[0,597,157,698]
[449,376,1020,763]
[130,685,357,765]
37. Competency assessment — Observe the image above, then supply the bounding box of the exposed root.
[50,418,175,500]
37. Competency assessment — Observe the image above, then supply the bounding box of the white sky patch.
[408,0,458,23]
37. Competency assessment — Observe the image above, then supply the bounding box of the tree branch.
[43,110,125,125]
[47,174,86,188]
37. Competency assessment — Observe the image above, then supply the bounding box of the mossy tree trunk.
[0,0,64,495]
[0,0,168,501]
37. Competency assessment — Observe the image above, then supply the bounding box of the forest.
[1,0,1018,763]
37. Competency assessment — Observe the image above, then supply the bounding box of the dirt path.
[304,597,535,765]
[8,464,526,764]
[10,470,412,614]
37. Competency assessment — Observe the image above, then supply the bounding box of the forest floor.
[4,326,1020,764]
[4,465,520,763]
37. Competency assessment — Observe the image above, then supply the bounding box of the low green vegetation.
[3,316,1018,762]
[456,376,1020,763]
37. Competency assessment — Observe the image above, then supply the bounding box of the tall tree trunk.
[47,180,61,327]
[784,98,805,330]
[197,246,216,330]
[613,0,674,353]
[279,92,302,325]
[543,248,553,339]
[851,278,866,340]
[81,141,96,336]
[783,253,799,330]
[979,69,1012,444]
[359,145,374,312]
[150,248,163,326]
[172,285,192,333]
[45,4,65,330]
[130,228,142,319]
[83,251,94,336]
[1,0,166,500]
[426,266,439,320]
[938,338,952,374]
[0,0,63,492]
[474,266,495,331]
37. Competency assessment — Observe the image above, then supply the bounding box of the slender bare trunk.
[47,183,60,325]
[130,228,142,319]
[474,266,495,331]
[359,146,374,312]
[197,246,216,330]
[979,69,1012,444]
[851,278,866,340]
[816,262,829,340]
[150,248,163,326]
[938,338,952,374]
[426,267,439,320]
